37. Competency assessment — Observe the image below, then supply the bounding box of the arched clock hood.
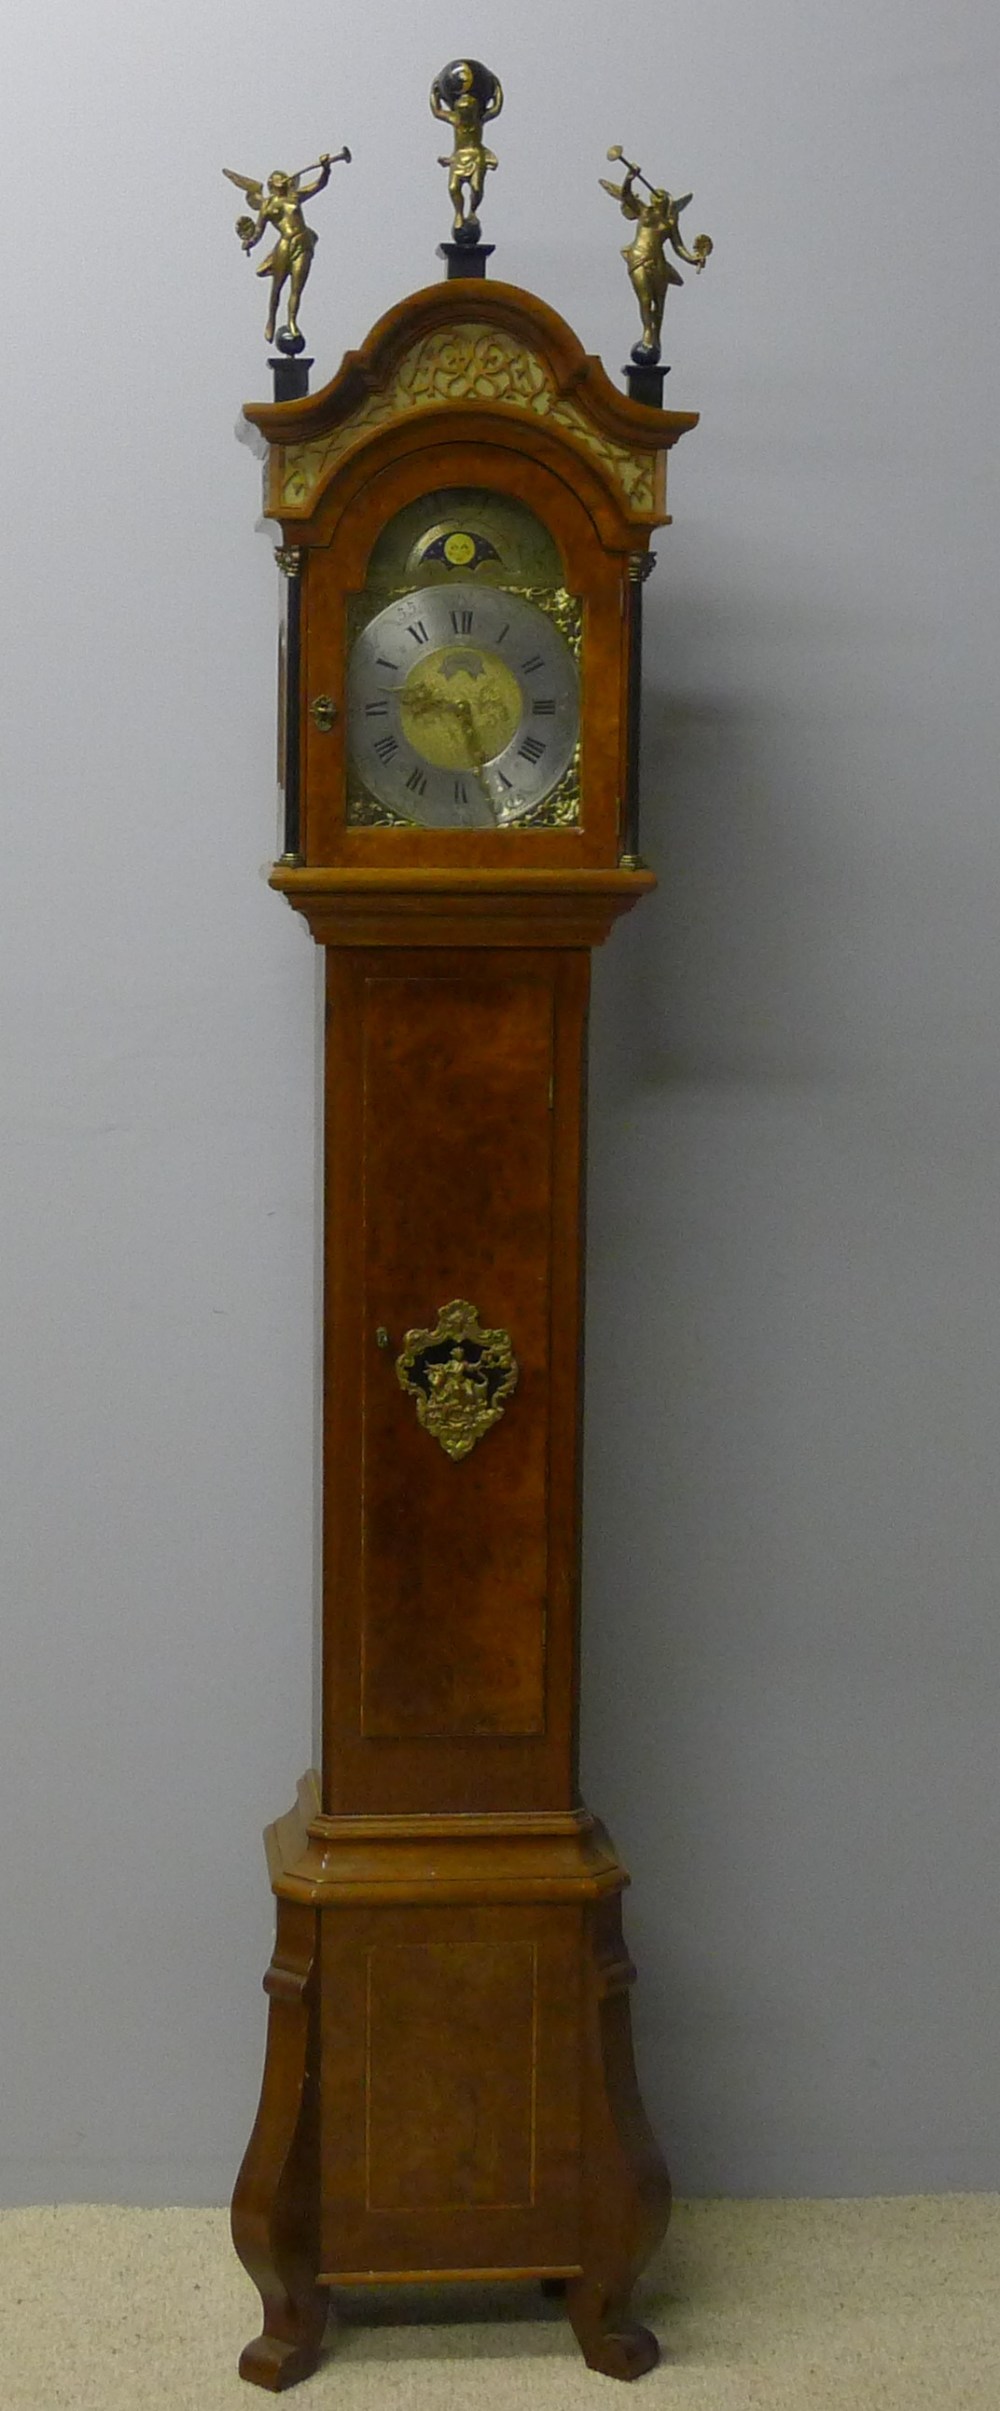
[243,278,697,546]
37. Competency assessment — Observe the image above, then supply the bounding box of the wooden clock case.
[230,276,696,2388]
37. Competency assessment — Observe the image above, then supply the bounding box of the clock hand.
[402,679,483,765]
[393,681,503,821]
[398,679,443,714]
[453,698,503,824]
[399,679,484,761]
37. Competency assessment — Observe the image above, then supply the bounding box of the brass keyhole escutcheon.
[310,694,338,732]
[394,1299,518,1461]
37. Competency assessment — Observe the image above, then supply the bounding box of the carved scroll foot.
[232,1899,327,2392]
[567,1880,672,2381]
[237,2303,328,2395]
[566,2280,660,2380]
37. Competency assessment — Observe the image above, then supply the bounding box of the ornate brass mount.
[223,149,351,352]
[600,144,712,366]
[394,1299,518,1461]
[430,59,503,248]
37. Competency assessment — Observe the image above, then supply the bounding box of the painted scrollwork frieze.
[273,323,657,516]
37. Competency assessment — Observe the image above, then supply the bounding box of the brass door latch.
[310,694,338,731]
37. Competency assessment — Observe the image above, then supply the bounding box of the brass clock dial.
[347,581,579,829]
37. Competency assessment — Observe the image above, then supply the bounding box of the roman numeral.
[450,608,474,635]
[497,771,513,791]
[532,698,556,716]
[519,734,546,764]
[375,656,398,671]
[406,768,428,795]
[373,734,398,763]
[453,778,469,807]
[408,620,429,645]
[365,699,389,717]
[521,653,544,675]
[496,623,510,645]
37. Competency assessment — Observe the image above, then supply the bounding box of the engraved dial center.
[398,647,523,770]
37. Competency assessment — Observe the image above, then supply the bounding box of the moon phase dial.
[347,583,580,829]
[417,525,501,573]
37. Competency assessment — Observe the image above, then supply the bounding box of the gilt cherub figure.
[600,146,712,363]
[223,148,351,350]
[430,58,503,246]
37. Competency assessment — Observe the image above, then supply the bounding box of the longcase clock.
[230,269,696,2387]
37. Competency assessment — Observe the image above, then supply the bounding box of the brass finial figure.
[601,147,712,363]
[223,149,351,351]
[430,59,503,246]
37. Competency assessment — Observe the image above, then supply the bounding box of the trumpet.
[606,143,656,195]
[291,146,352,182]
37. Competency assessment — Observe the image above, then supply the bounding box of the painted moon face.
[442,530,477,566]
[416,526,501,573]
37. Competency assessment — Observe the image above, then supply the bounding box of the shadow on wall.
[607,663,868,1097]
[599,550,984,1108]
[580,562,1000,2193]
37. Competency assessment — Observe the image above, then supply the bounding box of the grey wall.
[2,0,998,2203]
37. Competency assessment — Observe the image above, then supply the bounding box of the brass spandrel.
[512,743,582,829]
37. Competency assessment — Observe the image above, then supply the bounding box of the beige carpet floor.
[3,2196,998,2409]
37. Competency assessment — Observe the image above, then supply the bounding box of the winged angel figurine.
[223,149,351,349]
[601,146,712,363]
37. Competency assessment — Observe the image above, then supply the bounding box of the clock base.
[232,1776,671,2386]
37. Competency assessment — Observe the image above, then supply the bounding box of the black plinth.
[269,355,313,402]
[438,242,495,280]
[624,361,670,408]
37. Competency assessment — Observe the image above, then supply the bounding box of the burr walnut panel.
[359,968,554,1740]
[319,1903,582,2278]
[364,1940,537,2211]
[322,945,590,1817]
